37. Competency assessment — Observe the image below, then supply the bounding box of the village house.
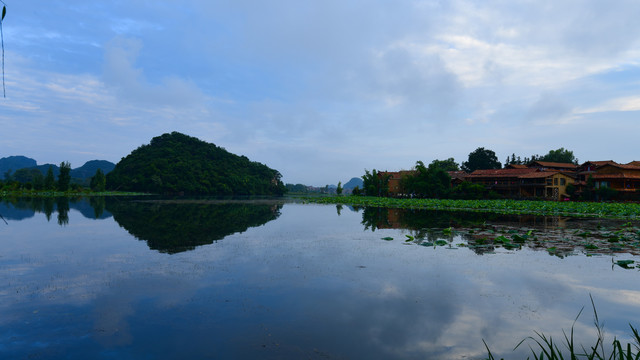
[574,161,640,196]
[464,168,539,197]
[376,159,639,200]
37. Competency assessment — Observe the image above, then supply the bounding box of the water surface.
[1,197,639,359]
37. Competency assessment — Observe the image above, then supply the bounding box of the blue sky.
[1,1,639,185]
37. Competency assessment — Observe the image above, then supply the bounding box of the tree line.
[1,162,106,192]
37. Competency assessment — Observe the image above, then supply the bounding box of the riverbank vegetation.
[304,196,640,219]
[484,296,640,360]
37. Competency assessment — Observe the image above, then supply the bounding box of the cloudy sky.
[1,1,639,185]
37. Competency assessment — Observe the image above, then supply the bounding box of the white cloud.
[578,96,640,114]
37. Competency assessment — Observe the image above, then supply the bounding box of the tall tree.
[362,169,390,197]
[57,161,71,191]
[403,161,451,198]
[461,147,502,173]
[539,147,578,164]
[44,166,55,190]
[90,168,106,192]
[429,158,459,171]
[336,181,343,195]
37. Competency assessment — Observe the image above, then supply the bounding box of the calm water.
[1,197,640,359]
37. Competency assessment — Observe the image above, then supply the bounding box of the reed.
[484,295,640,360]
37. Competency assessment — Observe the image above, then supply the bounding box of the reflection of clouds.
[2,204,640,358]
[92,277,197,347]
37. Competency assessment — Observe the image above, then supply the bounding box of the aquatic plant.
[304,196,640,219]
[484,295,640,360]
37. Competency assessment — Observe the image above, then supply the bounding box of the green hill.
[106,132,286,195]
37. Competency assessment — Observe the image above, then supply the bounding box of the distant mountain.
[0,156,37,176]
[343,177,363,190]
[106,132,286,195]
[1,156,116,183]
[33,164,60,177]
[71,160,116,179]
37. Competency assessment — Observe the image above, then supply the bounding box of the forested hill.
[105,132,286,195]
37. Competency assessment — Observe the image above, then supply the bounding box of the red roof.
[597,163,640,171]
[530,161,577,169]
[518,171,558,179]
[591,174,640,180]
[467,168,538,178]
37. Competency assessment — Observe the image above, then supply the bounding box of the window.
[554,178,558,185]
[560,178,566,186]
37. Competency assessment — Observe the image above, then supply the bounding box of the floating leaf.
[615,260,635,269]
[405,234,414,242]
[435,240,448,246]
[381,237,394,241]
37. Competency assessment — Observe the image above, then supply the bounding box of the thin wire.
[1,1,6,98]
[1,18,5,98]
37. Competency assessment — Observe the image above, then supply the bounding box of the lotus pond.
[1,196,640,359]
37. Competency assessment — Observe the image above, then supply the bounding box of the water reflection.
[357,206,640,257]
[0,196,112,222]
[105,199,283,254]
[0,201,639,359]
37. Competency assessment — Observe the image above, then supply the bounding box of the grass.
[484,295,640,360]
[303,195,640,219]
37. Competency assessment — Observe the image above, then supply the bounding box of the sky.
[1,1,639,186]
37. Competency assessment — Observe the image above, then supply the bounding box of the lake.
[1,197,639,359]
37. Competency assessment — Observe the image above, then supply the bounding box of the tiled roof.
[530,161,577,169]
[591,174,640,180]
[447,171,467,180]
[467,168,538,177]
[518,171,558,179]
[581,160,618,168]
[597,163,640,171]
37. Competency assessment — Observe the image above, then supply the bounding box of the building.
[465,168,539,197]
[519,171,576,200]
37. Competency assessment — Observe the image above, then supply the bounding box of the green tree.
[336,181,343,195]
[403,161,451,198]
[461,147,501,173]
[429,158,459,171]
[90,168,106,191]
[539,147,578,164]
[44,166,55,190]
[362,169,390,197]
[57,161,71,191]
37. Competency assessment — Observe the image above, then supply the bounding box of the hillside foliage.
[105,132,286,195]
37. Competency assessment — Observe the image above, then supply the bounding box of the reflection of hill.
[106,200,282,254]
[0,197,112,222]
[0,201,36,220]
